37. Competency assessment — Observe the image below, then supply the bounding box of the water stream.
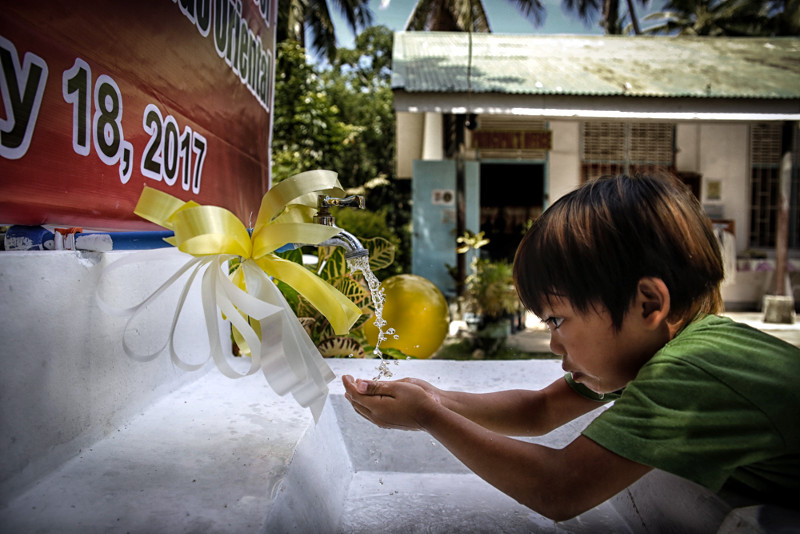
[348,255,398,380]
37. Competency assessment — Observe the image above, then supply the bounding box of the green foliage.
[330,25,394,89]
[276,0,373,63]
[451,230,520,322]
[275,236,396,358]
[271,41,355,182]
[641,0,798,36]
[404,0,545,31]
[319,26,396,192]
[271,26,411,273]
[446,231,522,356]
[456,230,490,254]
[333,206,402,277]
[466,258,520,322]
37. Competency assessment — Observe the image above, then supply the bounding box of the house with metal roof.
[392,32,800,311]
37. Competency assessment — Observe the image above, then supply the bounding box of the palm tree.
[641,0,774,36]
[404,0,648,36]
[562,0,647,34]
[404,0,546,32]
[277,0,373,62]
[759,0,800,35]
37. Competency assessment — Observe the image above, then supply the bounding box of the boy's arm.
[422,400,651,520]
[430,376,606,436]
[343,376,651,521]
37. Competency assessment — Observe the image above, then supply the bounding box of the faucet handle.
[318,194,365,210]
[314,194,365,226]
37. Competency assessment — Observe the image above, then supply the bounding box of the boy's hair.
[513,172,724,330]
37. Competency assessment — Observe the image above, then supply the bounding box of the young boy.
[342,173,800,520]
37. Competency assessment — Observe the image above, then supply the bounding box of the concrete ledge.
[0,370,311,533]
[0,250,218,506]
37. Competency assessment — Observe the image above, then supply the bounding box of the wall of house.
[548,121,582,205]
[396,112,446,179]
[423,112,445,160]
[675,122,751,253]
[400,114,753,250]
[396,112,424,179]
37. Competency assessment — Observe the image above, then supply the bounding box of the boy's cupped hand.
[342,375,441,431]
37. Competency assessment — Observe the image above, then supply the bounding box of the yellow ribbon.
[98,170,363,421]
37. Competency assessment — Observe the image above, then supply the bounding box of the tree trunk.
[625,0,642,34]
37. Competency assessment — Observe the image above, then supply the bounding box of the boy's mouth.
[563,362,585,382]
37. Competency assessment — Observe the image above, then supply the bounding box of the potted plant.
[465,257,521,351]
[450,231,522,354]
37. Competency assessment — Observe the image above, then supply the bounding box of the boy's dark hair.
[513,173,724,330]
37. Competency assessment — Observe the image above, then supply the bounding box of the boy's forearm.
[437,378,599,436]
[438,389,552,435]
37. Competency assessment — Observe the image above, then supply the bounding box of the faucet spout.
[319,230,368,260]
[309,193,369,260]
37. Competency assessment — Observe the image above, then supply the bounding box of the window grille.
[581,122,675,182]
[749,123,799,249]
[472,116,548,160]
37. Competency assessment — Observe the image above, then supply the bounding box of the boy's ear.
[636,277,671,327]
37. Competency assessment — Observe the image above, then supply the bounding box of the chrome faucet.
[314,195,369,260]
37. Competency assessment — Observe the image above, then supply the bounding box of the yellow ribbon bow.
[134,170,361,335]
[97,170,363,421]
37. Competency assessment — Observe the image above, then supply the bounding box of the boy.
[342,173,800,520]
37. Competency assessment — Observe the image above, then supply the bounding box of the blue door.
[412,160,479,297]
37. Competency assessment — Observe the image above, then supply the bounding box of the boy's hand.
[342,375,441,431]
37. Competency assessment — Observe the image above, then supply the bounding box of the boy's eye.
[544,316,564,330]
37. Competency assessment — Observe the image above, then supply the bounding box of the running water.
[348,255,398,380]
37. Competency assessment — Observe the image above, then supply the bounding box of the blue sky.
[333,0,662,49]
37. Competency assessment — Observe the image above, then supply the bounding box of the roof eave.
[392,91,800,122]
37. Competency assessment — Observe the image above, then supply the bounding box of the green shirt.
[576,314,800,506]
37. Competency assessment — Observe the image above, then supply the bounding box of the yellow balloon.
[364,274,450,359]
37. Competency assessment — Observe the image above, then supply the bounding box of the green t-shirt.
[575,314,800,506]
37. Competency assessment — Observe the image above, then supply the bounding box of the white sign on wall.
[432,189,455,206]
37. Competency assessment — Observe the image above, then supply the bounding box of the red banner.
[0,0,276,230]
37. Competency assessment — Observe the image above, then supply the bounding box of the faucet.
[313,195,369,260]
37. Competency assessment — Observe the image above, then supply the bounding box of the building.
[392,32,800,310]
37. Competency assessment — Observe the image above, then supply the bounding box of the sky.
[332,0,661,49]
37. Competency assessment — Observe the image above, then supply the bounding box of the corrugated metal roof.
[391,32,800,100]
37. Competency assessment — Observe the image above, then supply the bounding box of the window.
[749,123,799,249]
[581,122,675,182]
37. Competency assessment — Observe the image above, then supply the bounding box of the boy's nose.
[549,337,564,357]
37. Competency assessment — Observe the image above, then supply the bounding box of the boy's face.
[541,295,668,394]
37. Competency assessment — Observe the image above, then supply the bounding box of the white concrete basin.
[0,356,790,534]
[268,360,737,534]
